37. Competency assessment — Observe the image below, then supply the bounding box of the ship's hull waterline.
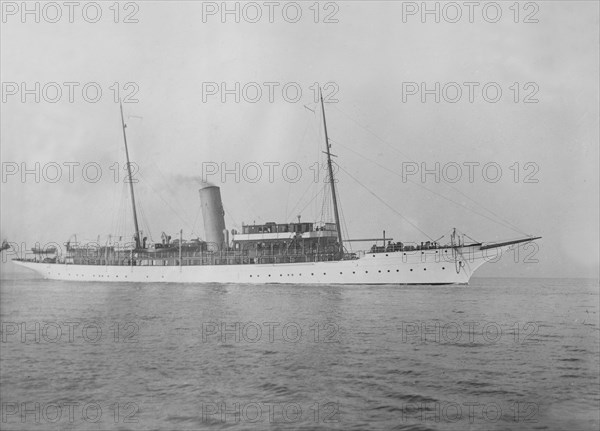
[13,244,513,285]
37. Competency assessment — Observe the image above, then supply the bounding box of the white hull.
[13,245,512,285]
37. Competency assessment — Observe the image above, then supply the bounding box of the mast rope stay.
[331,138,529,237]
[330,105,531,237]
[336,164,435,241]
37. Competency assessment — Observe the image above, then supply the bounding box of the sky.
[1,0,599,279]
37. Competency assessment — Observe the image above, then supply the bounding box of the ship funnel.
[199,185,226,251]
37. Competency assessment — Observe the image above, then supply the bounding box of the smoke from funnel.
[172,174,215,188]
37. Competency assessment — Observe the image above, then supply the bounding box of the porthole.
[410,269,413,272]
[311,273,314,276]
[442,267,445,270]
[424,268,427,271]
[250,275,253,277]
[378,270,381,273]
[387,270,390,273]
[365,271,369,274]
[323,273,326,275]
[372,255,375,257]
[352,271,355,274]
[396,269,399,272]
[339,272,343,275]
[385,254,388,257]
[268,274,271,277]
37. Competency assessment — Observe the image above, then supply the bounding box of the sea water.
[1,275,598,430]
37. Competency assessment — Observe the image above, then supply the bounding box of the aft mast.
[319,87,343,255]
[119,101,142,250]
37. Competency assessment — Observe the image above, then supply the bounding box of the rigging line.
[136,171,195,233]
[147,159,189,218]
[319,181,329,223]
[331,106,529,235]
[113,181,128,241]
[309,106,324,224]
[295,182,330,221]
[110,181,123,237]
[223,204,239,229]
[463,232,480,243]
[337,164,435,241]
[331,105,413,160]
[190,204,202,238]
[336,185,352,252]
[137,199,153,242]
[442,185,528,236]
[285,114,313,222]
[284,176,292,221]
[115,182,128,240]
[109,176,121,235]
[334,106,529,235]
[286,179,322,223]
[333,139,528,236]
